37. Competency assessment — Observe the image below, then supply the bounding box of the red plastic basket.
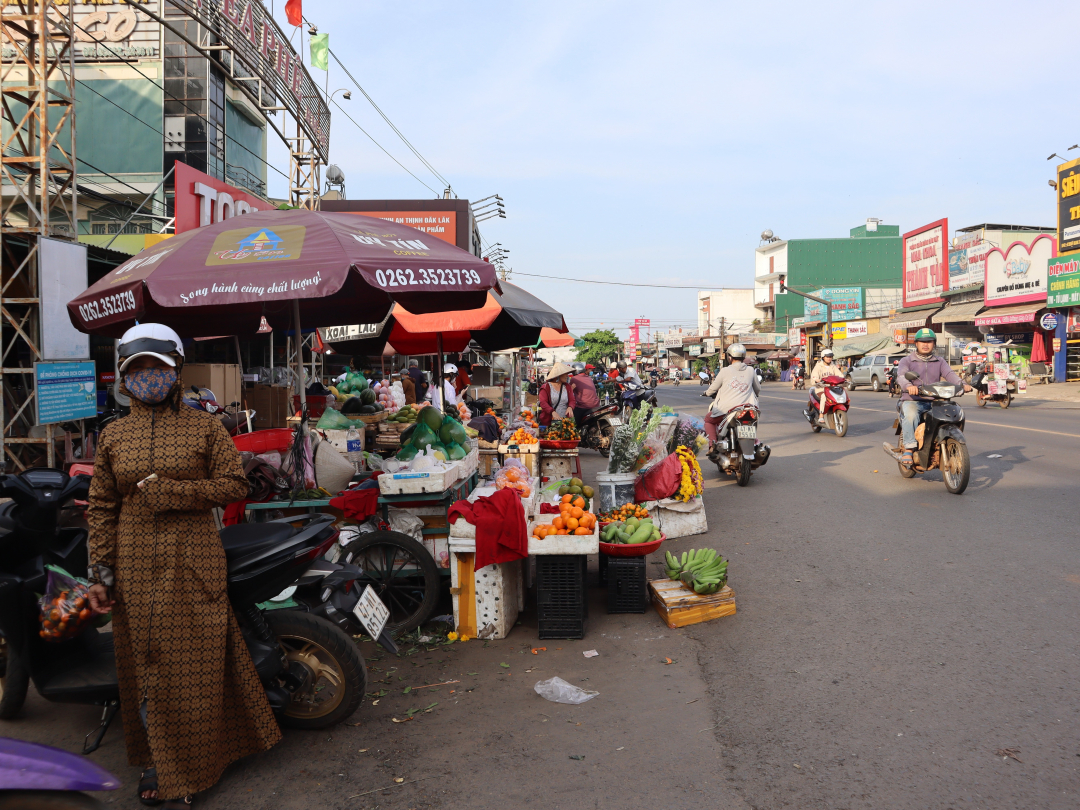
[233,428,294,454]
[539,439,580,450]
[598,533,665,557]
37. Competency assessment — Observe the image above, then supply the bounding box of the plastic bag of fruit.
[494,458,532,499]
[38,564,100,642]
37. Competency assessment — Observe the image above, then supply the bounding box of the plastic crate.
[293,394,334,418]
[536,555,588,639]
[605,555,648,614]
[233,428,294,454]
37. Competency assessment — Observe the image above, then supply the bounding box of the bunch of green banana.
[664,548,728,594]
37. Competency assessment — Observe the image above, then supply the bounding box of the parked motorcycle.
[183,385,257,435]
[0,736,119,809]
[803,374,849,437]
[576,403,623,457]
[967,363,1013,408]
[0,469,372,753]
[882,372,970,494]
[705,403,771,486]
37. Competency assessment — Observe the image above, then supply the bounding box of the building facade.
[696,288,757,336]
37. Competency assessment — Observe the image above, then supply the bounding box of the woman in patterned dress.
[86,324,280,808]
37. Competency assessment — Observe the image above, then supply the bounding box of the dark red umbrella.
[67,210,500,338]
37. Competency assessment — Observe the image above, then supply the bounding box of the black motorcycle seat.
[585,405,612,417]
[219,523,295,563]
[0,500,14,532]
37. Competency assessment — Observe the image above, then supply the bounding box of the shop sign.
[167,0,331,159]
[1070,309,1080,333]
[984,234,1054,306]
[663,333,683,348]
[1054,337,1062,352]
[1,1,160,63]
[738,333,774,344]
[845,320,868,338]
[948,231,989,289]
[35,361,97,425]
[1040,312,1061,331]
[1047,255,1080,308]
[688,344,702,356]
[174,161,274,234]
[1057,157,1080,254]
[634,318,651,343]
[831,323,847,340]
[903,219,949,307]
[791,316,807,327]
[893,328,909,344]
[704,338,716,353]
[319,323,380,342]
[803,287,863,320]
[985,332,1033,344]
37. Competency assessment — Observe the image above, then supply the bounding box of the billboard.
[1047,256,1080,308]
[347,212,456,246]
[40,238,90,360]
[634,318,650,343]
[1058,157,1080,254]
[948,230,989,289]
[174,161,275,233]
[903,219,948,307]
[804,287,863,320]
[2,1,160,62]
[663,333,683,348]
[983,234,1054,307]
[321,200,471,250]
[167,0,331,160]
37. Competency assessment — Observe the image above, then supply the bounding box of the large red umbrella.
[67,210,500,338]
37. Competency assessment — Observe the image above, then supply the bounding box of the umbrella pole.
[293,298,307,411]
[437,332,444,408]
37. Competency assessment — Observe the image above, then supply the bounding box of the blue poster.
[36,361,97,424]
[803,287,864,321]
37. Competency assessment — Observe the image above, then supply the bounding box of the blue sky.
[268,0,1077,339]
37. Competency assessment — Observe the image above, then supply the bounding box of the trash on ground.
[531,647,547,654]
[995,747,1023,762]
[534,676,599,704]
[500,662,510,668]
[988,454,1003,458]
[569,755,585,761]
[583,649,599,658]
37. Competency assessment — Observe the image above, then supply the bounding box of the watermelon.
[359,388,376,406]
[340,397,364,415]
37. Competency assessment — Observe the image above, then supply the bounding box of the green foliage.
[692,359,705,373]
[576,329,623,368]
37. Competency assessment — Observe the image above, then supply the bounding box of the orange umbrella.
[538,328,575,348]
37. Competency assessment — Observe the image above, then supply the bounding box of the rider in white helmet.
[810,348,840,424]
[426,362,459,410]
[702,343,759,449]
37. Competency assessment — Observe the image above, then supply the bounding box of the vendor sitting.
[538,362,576,426]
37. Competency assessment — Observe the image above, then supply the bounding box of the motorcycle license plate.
[607,416,624,426]
[352,585,390,640]
[736,425,756,439]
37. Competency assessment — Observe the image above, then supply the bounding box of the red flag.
[285,0,302,26]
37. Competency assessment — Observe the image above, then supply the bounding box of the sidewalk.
[1018,380,1080,402]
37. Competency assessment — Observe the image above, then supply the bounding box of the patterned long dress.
[88,378,281,799]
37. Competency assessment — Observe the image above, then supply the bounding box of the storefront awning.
[889,307,942,330]
[934,300,984,324]
[831,334,902,359]
[974,302,1044,326]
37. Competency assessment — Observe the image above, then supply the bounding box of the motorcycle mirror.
[904,371,919,381]
[966,363,976,374]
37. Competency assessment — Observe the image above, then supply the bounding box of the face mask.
[125,367,177,404]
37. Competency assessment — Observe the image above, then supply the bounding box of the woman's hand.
[87,583,115,615]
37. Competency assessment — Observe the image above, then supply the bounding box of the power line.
[514,272,717,289]
[328,48,451,191]
[329,97,441,196]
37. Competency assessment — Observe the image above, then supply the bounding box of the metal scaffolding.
[1,0,77,469]
[289,128,320,211]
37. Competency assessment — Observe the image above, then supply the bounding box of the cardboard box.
[184,364,242,409]
[245,384,291,429]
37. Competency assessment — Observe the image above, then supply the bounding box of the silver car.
[847,353,907,391]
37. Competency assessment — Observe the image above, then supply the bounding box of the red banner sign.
[173,161,275,234]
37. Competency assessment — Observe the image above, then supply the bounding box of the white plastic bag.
[533,676,599,704]
[391,381,406,409]
[387,507,424,542]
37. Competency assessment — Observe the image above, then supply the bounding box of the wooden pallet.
[648,578,735,628]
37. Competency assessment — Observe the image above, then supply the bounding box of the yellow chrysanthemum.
[447,631,459,641]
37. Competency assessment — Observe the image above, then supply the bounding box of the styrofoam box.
[378,461,462,495]
[450,553,523,640]
[528,513,599,555]
[459,448,479,480]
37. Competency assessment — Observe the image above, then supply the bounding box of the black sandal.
[139,768,163,807]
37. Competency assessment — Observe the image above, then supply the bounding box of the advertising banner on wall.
[174,161,275,234]
[983,234,1054,307]
[1,1,160,62]
[903,219,948,307]
[1048,255,1080,308]
[787,327,800,347]
[1057,157,1080,254]
[948,231,989,289]
[664,333,683,348]
[803,287,864,320]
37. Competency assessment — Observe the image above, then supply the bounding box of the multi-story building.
[696,288,758,336]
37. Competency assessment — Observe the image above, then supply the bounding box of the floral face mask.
[124,367,177,404]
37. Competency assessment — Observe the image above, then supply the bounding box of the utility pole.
[779,284,833,358]
[719,318,726,367]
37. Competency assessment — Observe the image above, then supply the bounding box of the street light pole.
[779,284,833,353]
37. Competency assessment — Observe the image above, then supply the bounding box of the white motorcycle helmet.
[443,363,458,376]
[117,323,184,372]
[727,343,747,359]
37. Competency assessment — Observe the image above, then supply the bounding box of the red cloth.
[448,488,528,570]
[222,499,255,526]
[329,485,380,522]
[539,502,560,514]
[635,453,682,502]
[285,0,302,25]
[1031,328,1052,363]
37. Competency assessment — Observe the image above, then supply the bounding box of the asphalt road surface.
[661,380,1080,810]
[4,381,1078,809]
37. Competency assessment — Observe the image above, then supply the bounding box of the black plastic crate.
[605,555,648,613]
[536,555,588,639]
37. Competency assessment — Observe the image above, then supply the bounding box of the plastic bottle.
[345,425,365,472]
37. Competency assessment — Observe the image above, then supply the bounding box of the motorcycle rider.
[569,361,600,424]
[809,349,841,424]
[616,360,643,388]
[702,343,759,448]
[789,357,803,391]
[895,328,971,467]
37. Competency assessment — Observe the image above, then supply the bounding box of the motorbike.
[616,378,658,420]
[671,375,680,387]
[576,403,623,457]
[967,363,1014,409]
[704,401,771,486]
[0,469,376,754]
[885,365,901,398]
[803,374,849,437]
[882,372,970,494]
[791,366,805,390]
[0,736,119,809]
[182,385,257,435]
[698,373,710,386]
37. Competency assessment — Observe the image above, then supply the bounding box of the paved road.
[659,381,1080,810]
